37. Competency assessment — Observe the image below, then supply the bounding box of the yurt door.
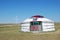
[30,21,42,32]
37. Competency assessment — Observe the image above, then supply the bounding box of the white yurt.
[21,15,55,32]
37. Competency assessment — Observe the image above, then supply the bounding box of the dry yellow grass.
[0,23,60,40]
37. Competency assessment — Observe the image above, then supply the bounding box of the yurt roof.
[22,15,53,23]
[31,15,44,18]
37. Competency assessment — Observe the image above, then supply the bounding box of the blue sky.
[0,0,60,23]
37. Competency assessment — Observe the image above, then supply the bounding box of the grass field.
[0,23,60,40]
